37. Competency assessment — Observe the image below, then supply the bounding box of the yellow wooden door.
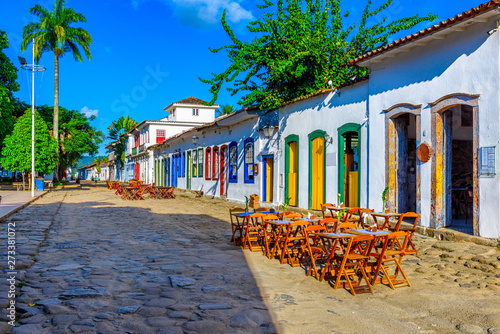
[311,137,324,210]
[266,158,274,202]
[288,141,298,206]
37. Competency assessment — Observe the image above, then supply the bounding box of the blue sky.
[1,0,484,155]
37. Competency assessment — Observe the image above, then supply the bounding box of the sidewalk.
[0,190,46,220]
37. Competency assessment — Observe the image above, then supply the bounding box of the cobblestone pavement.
[0,185,499,334]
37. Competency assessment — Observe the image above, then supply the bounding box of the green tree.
[107,116,138,168]
[21,0,92,177]
[201,0,436,109]
[0,30,20,148]
[0,109,58,187]
[92,156,107,174]
[36,105,104,180]
[218,104,236,115]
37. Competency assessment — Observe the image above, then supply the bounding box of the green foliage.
[218,104,236,115]
[0,31,20,148]
[0,109,58,174]
[381,185,389,211]
[107,116,138,168]
[22,0,93,171]
[21,0,92,62]
[201,0,436,109]
[36,105,104,172]
[92,156,107,173]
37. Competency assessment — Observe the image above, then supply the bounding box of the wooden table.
[267,220,310,266]
[369,212,402,229]
[122,186,142,200]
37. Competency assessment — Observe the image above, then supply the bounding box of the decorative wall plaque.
[417,142,432,163]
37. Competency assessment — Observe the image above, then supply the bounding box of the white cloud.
[81,106,99,118]
[168,0,253,25]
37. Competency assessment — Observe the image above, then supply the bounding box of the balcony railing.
[138,144,145,153]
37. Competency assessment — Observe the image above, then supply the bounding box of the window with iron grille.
[244,138,254,183]
[229,142,238,183]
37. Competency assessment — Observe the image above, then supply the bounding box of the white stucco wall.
[168,106,216,123]
[278,82,369,210]
[366,18,500,237]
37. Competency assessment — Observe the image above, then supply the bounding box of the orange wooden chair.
[367,231,411,289]
[229,208,247,246]
[320,203,335,218]
[245,213,266,252]
[303,225,328,279]
[331,234,375,296]
[261,214,279,258]
[389,212,420,255]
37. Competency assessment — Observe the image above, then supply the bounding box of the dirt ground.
[4,184,500,334]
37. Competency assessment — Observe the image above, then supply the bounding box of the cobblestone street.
[1,184,499,333]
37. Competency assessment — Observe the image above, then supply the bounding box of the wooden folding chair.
[245,213,266,252]
[389,212,420,255]
[318,217,338,233]
[136,186,147,200]
[165,187,175,199]
[147,185,158,199]
[320,203,335,218]
[303,225,328,279]
[279,211,302,220]
[368,231,411,289]
[115,184,123,196]
[332,234,375,296]
[229,208,247,246]
[261,214,279,257]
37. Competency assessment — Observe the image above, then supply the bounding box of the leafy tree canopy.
[0,30,20,147]
[36,105,104,176]
[201,0,437,109]
[1,109,57,174]
[107,116,138,168]
[218,104,237,115]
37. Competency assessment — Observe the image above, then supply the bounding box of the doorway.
[263,155,274,203]
[431,94,479,235]
[338,124,361,207]
[187,151,191,190]
[394,113,417,213]
[220,146,227,196]
[285,135,299,207]
[309,131,325,210]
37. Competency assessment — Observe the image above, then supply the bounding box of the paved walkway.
[0,191,45,220]
[0,186,499,333]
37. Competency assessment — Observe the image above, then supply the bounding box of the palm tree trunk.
[54,54,60,182]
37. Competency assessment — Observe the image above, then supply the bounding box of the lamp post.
[18,39,46,197]
[191,134,199,146]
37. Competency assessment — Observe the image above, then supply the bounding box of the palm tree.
[219,104,236,115]
[107,116,138,168]
[21,0,92,179]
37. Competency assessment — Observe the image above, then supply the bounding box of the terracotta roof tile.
[352,0,500,64]
[174,96,210,105]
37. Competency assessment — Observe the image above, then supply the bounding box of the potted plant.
[244,196,249,213]
[381,186,389,213]
[336,207,348,233]
[280,197,291,220]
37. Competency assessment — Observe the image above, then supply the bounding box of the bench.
[12,182,23,191]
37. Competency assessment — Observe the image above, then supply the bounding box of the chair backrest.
[393,212,420,231]
[320,203,334,218]
[385,231,409,254]
[319,217,337,232]
[263,214,279,221]
[254,207,269,213]
[338,222,358,232]
[229,208,246,225]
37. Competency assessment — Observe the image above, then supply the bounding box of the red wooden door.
[134,163,140,180]
[220,147,226,196]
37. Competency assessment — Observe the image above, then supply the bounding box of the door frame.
[187,151,191,190]
[220,145,227,196]
[263,155,274,203]
[384,103,422,213]
[338,123,361,206]
[285,134,299,207]
[430,93,480,234]
[308,130,326,210]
